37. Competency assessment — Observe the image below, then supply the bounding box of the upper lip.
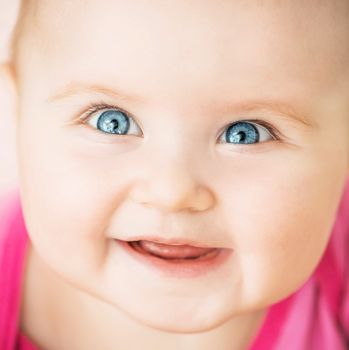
[118,235,220,249]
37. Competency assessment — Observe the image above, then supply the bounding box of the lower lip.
[115,239,233,278]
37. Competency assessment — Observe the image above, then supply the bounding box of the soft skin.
[5,0,349,349]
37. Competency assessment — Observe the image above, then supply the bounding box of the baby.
[1,0,349,349]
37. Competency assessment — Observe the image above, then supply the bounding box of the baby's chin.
[97,284,265,336]
[113,301,236,334]
[69,278,237,335]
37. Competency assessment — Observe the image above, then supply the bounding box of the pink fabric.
[0,188,38,350]
[0,183,348,349]
[249,178,349,349]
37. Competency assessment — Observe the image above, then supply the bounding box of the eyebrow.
[225,100,313,128]
[47,83,143,103]
[48,83,313,127]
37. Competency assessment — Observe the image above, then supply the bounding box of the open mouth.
[116,238,232,278]
[127,240,220,261]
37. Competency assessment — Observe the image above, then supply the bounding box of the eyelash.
[79,102,134,124]
[78,101,283,142]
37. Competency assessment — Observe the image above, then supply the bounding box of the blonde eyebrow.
[47,82,143,104]
[48,83,314,128]
[226,100,314,128]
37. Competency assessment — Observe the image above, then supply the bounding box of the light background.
[0,0,20,195]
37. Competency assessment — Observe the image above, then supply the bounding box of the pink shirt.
[0,185,348,350]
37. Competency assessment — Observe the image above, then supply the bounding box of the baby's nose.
[128,159,215,213]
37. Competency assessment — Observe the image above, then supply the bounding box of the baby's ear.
[0,62,18,127]
[0,62,18,190]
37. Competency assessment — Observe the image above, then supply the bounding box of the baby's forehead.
[13,0,349,110]
[28,0,349,28]
[17,0,349,64]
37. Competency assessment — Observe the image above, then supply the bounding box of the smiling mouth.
[116,238,232,278]
[127,240,220,261]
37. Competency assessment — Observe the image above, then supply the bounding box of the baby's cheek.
[17,133,121,280]
[235,225,325,305]
[229,178,337,304]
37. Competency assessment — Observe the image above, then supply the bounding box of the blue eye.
[86,108,142,135]
[97,110,129,134]
[219,121,275,145]
[83,104,278,144]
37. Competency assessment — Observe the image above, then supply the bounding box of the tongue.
[138,240,216,259]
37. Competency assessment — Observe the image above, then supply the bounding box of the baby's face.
[13,0,349,332]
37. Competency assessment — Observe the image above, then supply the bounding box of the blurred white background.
[0,0,20,195]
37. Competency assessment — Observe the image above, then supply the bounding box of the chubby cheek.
[17,125,127,284]
[224,164,345,305]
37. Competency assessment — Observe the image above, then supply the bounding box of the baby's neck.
[19,244,267,350]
